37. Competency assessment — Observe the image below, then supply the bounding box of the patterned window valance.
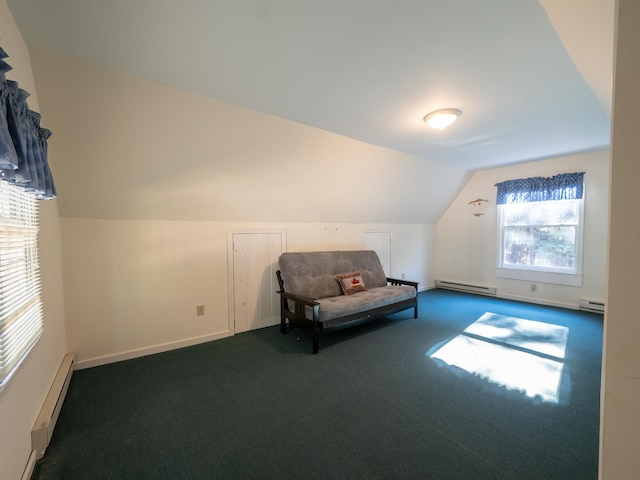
[495,172,584,205]
[0,47,56,200]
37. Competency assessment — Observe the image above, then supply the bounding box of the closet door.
[231,230,285,334]
[363,230,392,276]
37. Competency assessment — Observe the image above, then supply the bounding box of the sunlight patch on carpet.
[429,312,569,403]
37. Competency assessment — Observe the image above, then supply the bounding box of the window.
[496,173,584,286]
[500,199,582,271]
[0,181,43,393]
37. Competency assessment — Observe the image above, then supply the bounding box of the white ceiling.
[6,0,614,171]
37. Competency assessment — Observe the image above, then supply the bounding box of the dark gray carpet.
[33,289,602,479]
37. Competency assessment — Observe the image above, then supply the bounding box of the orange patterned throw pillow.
[336,270,367,295]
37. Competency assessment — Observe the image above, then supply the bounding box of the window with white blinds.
[0,181,43,393]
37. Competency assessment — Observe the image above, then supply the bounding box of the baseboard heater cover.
[436,280,497,296]
[579,299,605,314]
[32,353,75,459]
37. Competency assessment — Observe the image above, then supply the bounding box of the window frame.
[496,197,585,287]
[0,181,43,397]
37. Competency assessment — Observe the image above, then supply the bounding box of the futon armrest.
[277,290,320,324]
[386,277,419,290]
[277,290,319,308]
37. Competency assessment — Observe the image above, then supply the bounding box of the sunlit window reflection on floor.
[429,313,569,403]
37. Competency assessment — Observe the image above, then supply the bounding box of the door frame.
[227,228,287,335]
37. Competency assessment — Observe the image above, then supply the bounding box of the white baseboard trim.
[75,330,232,370]
[497,292,577,311]
[419,283,435,292]
[21,450,37,480]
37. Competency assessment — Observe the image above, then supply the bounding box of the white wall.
[62,219,434,366]
[435,150,609,308]
[0,2,67,479]
[29,50,469,224]
[600,0,640,478]
[23,49,446,367]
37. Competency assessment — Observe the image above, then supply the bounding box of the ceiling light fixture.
[423,108,461,130]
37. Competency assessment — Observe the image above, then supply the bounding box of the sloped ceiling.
[7,0,613,172]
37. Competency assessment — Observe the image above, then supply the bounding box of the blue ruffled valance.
[0,47,56,200]
[495,172,584,205]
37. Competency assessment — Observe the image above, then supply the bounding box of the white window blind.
[0,181,43,392]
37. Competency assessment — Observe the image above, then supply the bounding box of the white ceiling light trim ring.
[424,109,462,130]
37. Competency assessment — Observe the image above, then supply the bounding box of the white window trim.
[0,182,43,398]
[496,198,585,287]
[496,267,583,287]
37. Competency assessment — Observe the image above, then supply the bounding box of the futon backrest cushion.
[278,250,387,299]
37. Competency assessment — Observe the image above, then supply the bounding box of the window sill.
[496,267,583,287]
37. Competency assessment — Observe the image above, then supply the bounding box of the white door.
[363,230,392,276]
[231,231,284,334]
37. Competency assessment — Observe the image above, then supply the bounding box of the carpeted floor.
[33,289,603,479]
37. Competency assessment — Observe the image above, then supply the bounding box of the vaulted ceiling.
[7,0,614,172]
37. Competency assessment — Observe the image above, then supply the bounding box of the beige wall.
[435,149,609,308]
[600,0,640,478]
[0,2,67,479]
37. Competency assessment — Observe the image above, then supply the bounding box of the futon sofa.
[276,250,418,353]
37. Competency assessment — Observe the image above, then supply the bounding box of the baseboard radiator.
[435,280,497,296]
[579,299,605,314]
[32,353,75,459]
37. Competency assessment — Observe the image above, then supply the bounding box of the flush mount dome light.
[424,108,461,130]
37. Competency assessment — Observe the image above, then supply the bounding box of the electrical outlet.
[530,284,537,293]
[196,304,205,316]
[402,273,405,279]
